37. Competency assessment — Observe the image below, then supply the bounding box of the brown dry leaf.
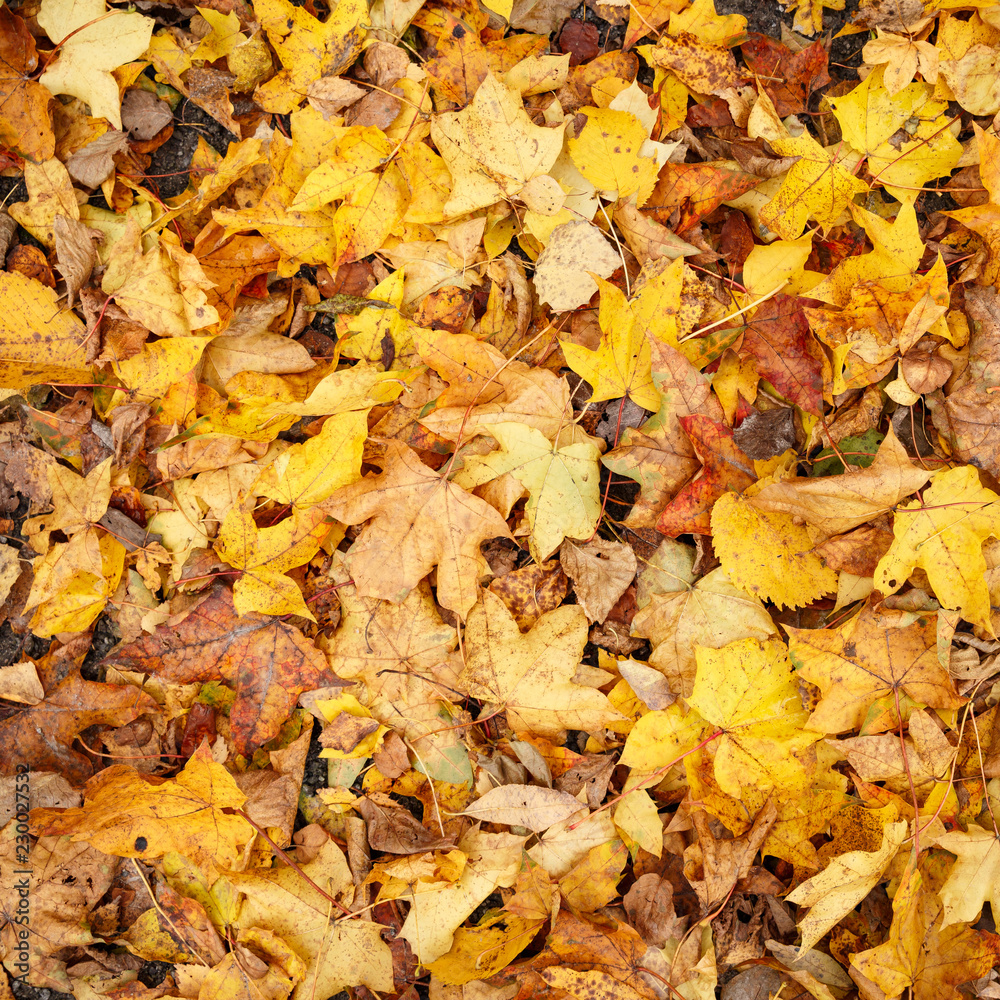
[322,442,513,619]
[748,427,931,541]
[65,130,130,188]
[356,794,456,853]
[53,215,104,308]
[0,667,157,784]
[560,536,638,623]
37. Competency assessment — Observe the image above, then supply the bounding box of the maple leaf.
[874,465,1000,636]
[781,0,844,35]
[253,0,367,113]
[430,72,565,217]
[656,414,756,536]
[252,409,367,509]
[747,86,868,240]
[453,421,602,563]
[621,636,821,802]
[290,126,411,264]
[834,708,956,801]
[32,744,255,872]
[0,667,157,784]
[713,488,839,611]
[935,825,1000,928]
[828,67,961,201]
[785,601,963,734]
[399,828,526,964]
[323,579,472,784]
[322,442,513,619]
[740,33,831,116]
[37,0,153,130]
[560,278,659,412]
[24,527,126,637]
[851,865,1000,1000]
[463,590,624,738]
[215,501,331,619]
[568,108,660,205]
[0,7,55,160]
[0,271,91,390]
[863,27,940,95]
[787,819,907,953]
[739,295,826,415]
[630,565,778,699]
[103,584,336,754]
[747,427,931,541]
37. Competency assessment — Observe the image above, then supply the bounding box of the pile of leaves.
[4,0,1000,995]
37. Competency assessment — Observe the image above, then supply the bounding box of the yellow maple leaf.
[31,744,255,871]
[231,837,394,995]
[253,409,367,509]
[629,566,778,699]
[782,0,844,35]
[711,490,838,610]
[874,465,1000,635]
[935,825,1000,928]
[568,108,660,206]
[787,820,907,952]
[215,501,331,619]
[253,0,367,114]
[7,159,78,248]
[747,87,868,240]
[102,220,219,337]
[828,67,961,201]
[290,126,412,264]
[621,636,820,800]
[37,0,152,129]
[192,6,245,62]
[213,109,348,274]
[560,278,660,413]
[25,527,125,637]
[453,421,602,563]
[687,637,822,798]
[851,865,999,1000]
[786,601,963,734]
[463,590,624,738]
[430,72,564,218]
[863,28,940,95]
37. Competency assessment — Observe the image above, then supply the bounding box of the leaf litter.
[2,0,1000,998]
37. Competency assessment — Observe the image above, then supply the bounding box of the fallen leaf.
[560,536,637,624]
[786,600,963,734]
[32,743,255,871]
[454,422,602,564]
[103,584,336,754]
[37,0,153,130]
[463,589,624,738]
[322,442,513,619]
